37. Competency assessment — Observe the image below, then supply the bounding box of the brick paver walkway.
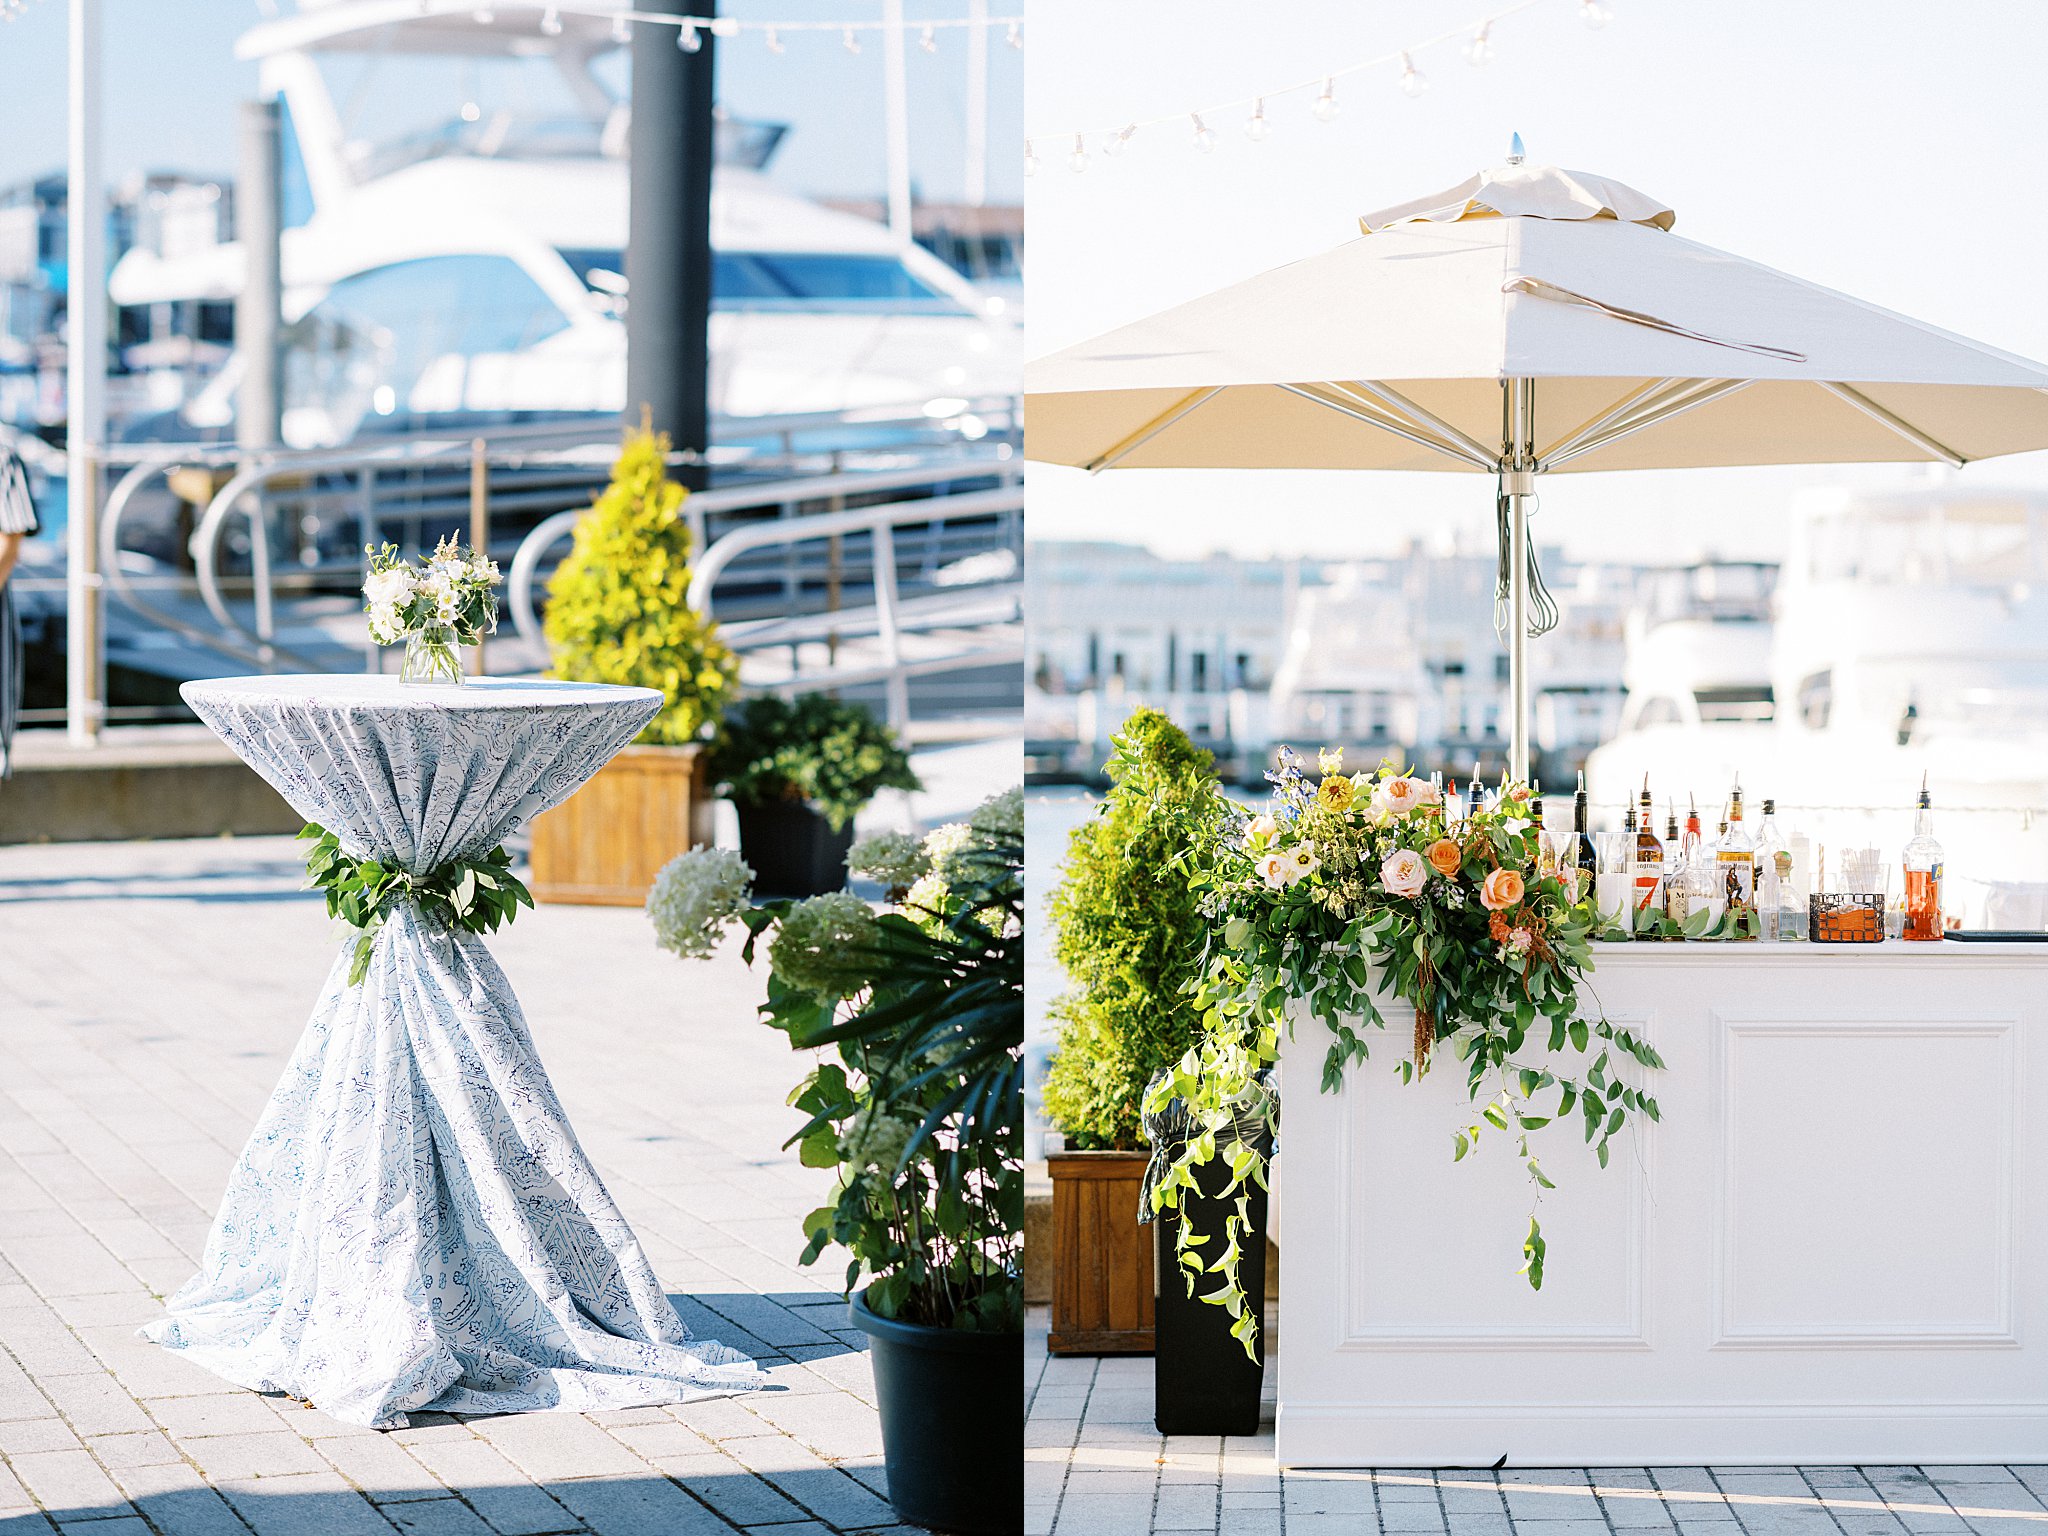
[1025,1311,2048,1536]
[0,833,916,1535]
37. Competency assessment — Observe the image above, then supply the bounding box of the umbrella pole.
[1506,379,1536,785]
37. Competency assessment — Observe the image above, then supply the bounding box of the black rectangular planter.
[1153,1155,1268,1437]
[734,798,855,898]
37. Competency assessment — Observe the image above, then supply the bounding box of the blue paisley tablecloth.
[143,675,764,1429]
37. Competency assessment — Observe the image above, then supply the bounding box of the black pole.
[626,10,716,489]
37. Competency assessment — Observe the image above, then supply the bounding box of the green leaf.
[1568,1019,1589,1053]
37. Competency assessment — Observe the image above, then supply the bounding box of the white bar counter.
[1275,940,2047,1467]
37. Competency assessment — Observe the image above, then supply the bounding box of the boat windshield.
[559,247,972,316]
[1804,508,2046,587]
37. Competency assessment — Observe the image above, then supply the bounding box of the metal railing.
[510,463,1023,737]
[14,399,1022,736]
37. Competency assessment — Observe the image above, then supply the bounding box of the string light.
[1245,98,1270,141]
[919,22,937,52]
[1190,113,1216,153]
[1024,0,1600,167]
[764,24,783,51]
[1005,19,1022,48]
[381,6,1028,48]
[540,5,563,34]
[842,24,860,52]
[677,18,701,50]
[1022,140,1038,177]
[1580,0,1611,25]
[610,12,630,43]
[1069,134,1088,173]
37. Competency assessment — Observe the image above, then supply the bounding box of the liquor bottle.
[1446,776,1465,825]
[1662,805,1690,927]
[1573,771,1598,884]
[1754,799,1787,941]
[1903,773,1945,941]
[1772,846,1805,940]
[1632,776,1665,937]
[1531,783,1557,876]
[1717,777,1757,937]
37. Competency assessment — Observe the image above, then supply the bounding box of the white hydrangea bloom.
[846,829,930,890]
[647,848,755,961]
[967,785,1023,842]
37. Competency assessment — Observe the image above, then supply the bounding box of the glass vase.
[400,626,465,685]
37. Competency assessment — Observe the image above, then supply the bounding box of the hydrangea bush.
[650,790,1024,1332]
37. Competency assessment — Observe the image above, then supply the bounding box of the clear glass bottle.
[1903,773,1945,941]
[1662,806,1690,929]
[1717,778,1757,938]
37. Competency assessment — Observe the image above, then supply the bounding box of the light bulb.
[842,25,861,53]
[677,20,701,51]
[1190,113,1215,153]
[1580,0,1611,25]
[919,22,937,53]
[610,13,630,44]
[1102,125,1134,158]
[1004,20,1022,49]
[1244,99,1270,142]
[709,16,738,36]
[1312,79,1338,123]
[763,24,784,52]
[1068,134,1087,173]
[460,100,481,122]
[1399,51,1428,97]
[539,5,562,34]
[472,5,494,22]
[1022,141,1038,177]
[1466,23,1493,64]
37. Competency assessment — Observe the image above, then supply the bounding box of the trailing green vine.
[1143,749,1665,1356]
[297,824,534,985]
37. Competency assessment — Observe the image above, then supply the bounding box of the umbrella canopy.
[1025,161,2048,477]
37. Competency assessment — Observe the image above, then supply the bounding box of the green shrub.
[709,693,920,833]
[544,428,737,745]
[1041,709,1219,1151]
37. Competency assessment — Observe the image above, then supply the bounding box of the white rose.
[363,568,413,607]
[1256,852,1290,889]
[1381,848,1429,899]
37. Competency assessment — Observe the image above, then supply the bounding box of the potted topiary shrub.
[650,790,1023,1536]
[530,426,738,904]
[1041,709,1218,1356]
[709,692,920,898]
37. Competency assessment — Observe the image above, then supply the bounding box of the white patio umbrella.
[1024,151,2048,780]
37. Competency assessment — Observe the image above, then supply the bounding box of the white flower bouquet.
[363,537,502,684]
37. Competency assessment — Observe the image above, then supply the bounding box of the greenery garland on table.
[298,825,534,985]
[1145,748,1665,1357]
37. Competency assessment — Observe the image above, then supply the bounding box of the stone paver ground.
[0,824,946,1536]
[1025,1310,2048,1536]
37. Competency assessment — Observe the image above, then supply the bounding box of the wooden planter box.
[528,743,715,906]
[1047,1148,1155,1356]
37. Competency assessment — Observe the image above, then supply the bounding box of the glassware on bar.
[1902,772,1945,941]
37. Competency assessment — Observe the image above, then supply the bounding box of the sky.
[1023,0,2048,563]
[0,0,1023,205]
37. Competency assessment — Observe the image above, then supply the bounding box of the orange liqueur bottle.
[1903,773,1944,941]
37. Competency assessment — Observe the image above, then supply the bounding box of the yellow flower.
[1316,774,1355,811]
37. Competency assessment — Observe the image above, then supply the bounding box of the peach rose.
[1380,848,1429,899]
[1380,776,1423,816]
[1480,866,1525,911]
[1425,838,1463,877]
[1245,813,1279,848]
[1414,776,1443,807]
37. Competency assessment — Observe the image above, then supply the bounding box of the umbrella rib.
[1817,382,1966,468]
[1337,381,1503,468]
[1281,384,1497,470]
[1083,387,1225,473]
[1536,378,1689,464]
[1543,378,1753,469]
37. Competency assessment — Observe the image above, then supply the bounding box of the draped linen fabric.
[144,675,764,1429]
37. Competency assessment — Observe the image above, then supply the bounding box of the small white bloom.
[1286,843,1320,883]
[363,568,413,607]
[1256,851,1290,889]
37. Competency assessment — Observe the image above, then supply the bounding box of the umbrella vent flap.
[1362,162,1677,234]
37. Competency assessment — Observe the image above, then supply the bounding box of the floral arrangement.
[650,788,1024,1332]
[363,536,501,683]
[1148,748,1664,1353]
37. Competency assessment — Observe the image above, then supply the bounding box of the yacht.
[107,1,1021,446]
[1585,485,2048,919]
